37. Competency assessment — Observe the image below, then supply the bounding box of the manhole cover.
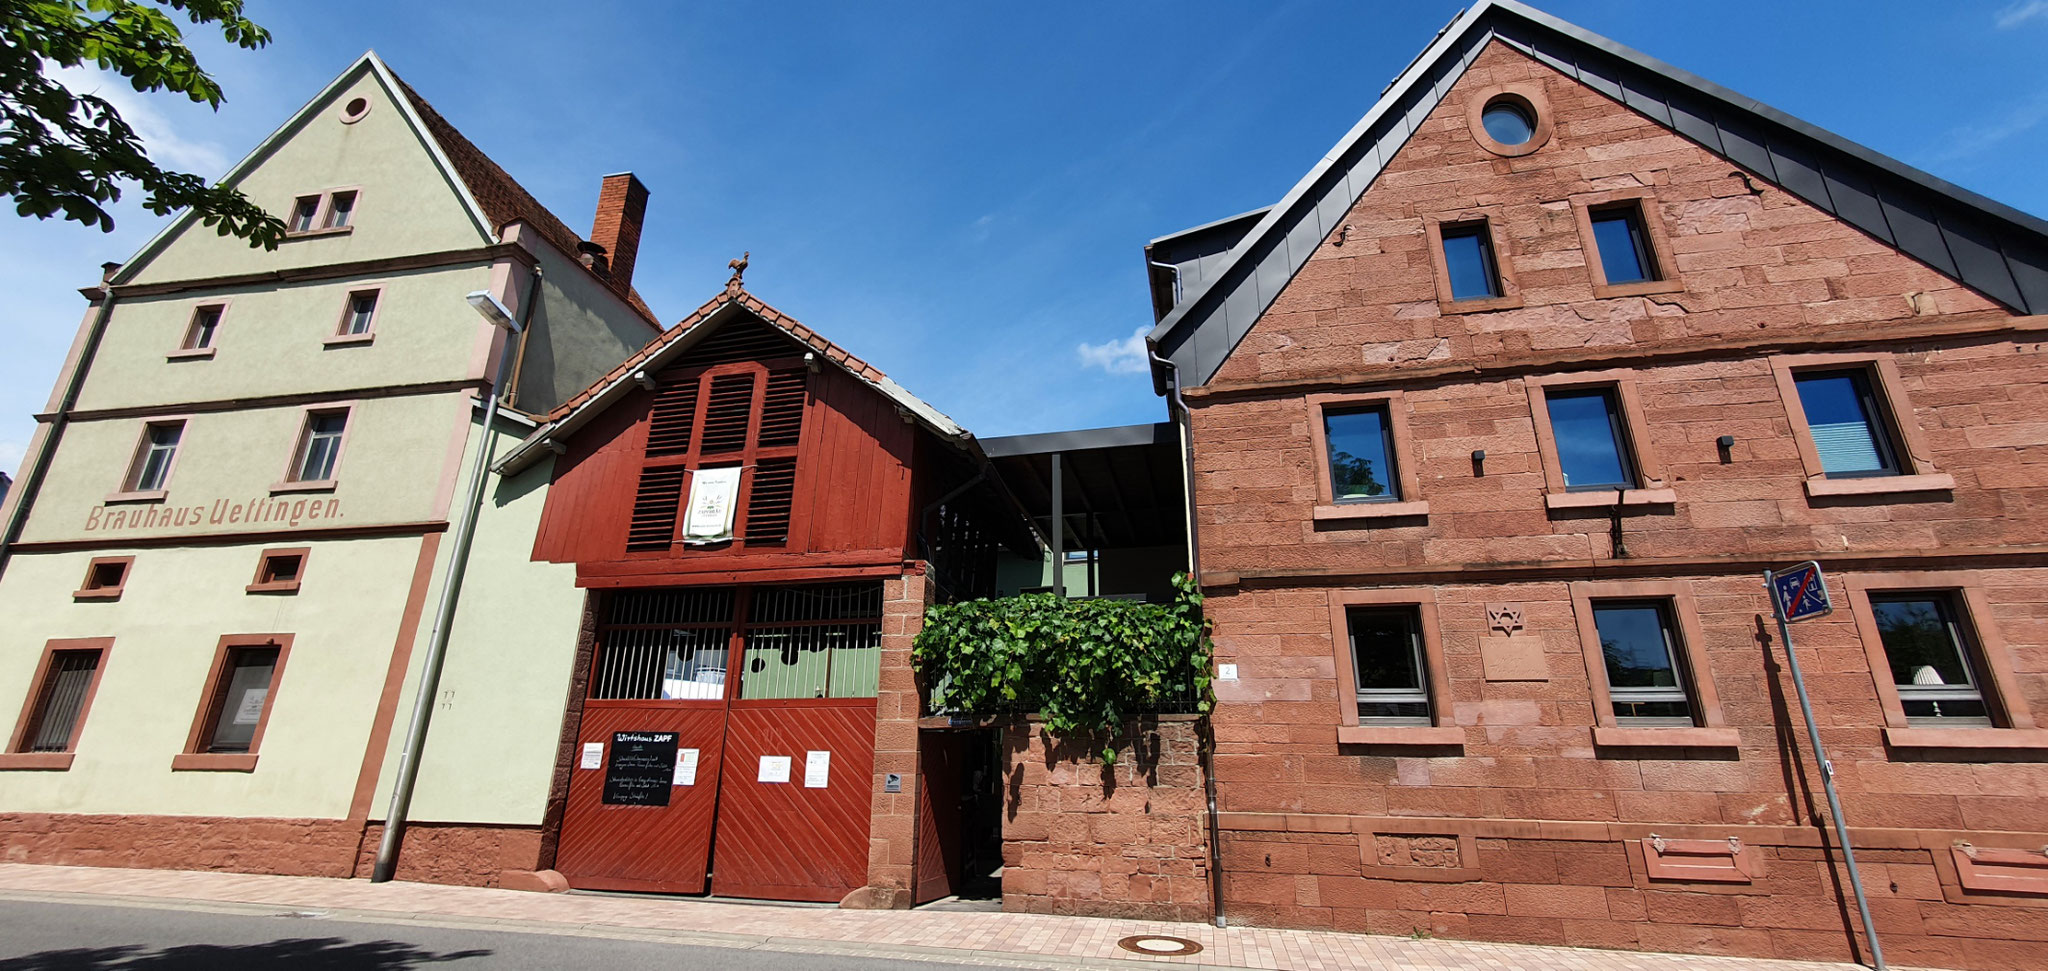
[1115,935,1203,956]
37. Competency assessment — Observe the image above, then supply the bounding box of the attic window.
[1466,85,1552,158]
[1481,101,1535,147]
[341,97,370,124]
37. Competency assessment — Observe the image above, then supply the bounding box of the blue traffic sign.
[1769,561,1833,622]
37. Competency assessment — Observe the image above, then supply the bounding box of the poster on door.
[804,750,830,788]
[758,755,791,783]
[602,731,679,806]
[673,747,699,786]
[683,467,742,543]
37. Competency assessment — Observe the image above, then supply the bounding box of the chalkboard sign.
[602,731,679,806]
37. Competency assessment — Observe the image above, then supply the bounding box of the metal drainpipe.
[0,283,120,583]
[1152,348,1225,929]
[372,265,541,882]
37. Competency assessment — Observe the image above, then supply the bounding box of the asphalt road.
[0,898,997,971]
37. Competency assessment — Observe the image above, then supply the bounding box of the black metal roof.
[982,423,1186,551]
[1146,0,2048,392]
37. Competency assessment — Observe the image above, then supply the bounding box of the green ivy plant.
[915,572,1212,762]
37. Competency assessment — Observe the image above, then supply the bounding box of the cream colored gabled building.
[0,52,661,885]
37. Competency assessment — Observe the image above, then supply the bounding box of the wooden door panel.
[710,700,876,902]
[914,732,972,904]
[554,702,725,893]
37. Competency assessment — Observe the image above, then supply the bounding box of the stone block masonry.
[1187,35,2048,971]
[1000,715,1212,922]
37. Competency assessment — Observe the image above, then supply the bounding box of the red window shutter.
[745,458,797,544]
[758,368,807,448]
[699,373,755,454]
[625,467,686,551]
[645,382,699,457]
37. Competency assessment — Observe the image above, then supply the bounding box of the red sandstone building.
[1143,2,2048,968]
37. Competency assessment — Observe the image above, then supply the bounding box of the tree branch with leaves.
[1,0,284,247]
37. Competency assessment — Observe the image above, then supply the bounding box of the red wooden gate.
[553,582,882,901]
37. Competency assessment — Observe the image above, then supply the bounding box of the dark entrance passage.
[554,582,884,901]
[913,727,1004,905]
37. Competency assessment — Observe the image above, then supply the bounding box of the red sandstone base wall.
[1217,817,2048,970]
[1000,716,1212,922]
[1,813,545,890]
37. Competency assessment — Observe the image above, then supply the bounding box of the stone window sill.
[322,332,374,347]
[1593,725,1739,748]
[1545,487,1675,510]
[270,479,337,495]
[1437,294,1524,315]
[71,588,122,602]
[246,580,303,595]
[283,226,353,241]
[1338,725,1464,746]
[166,347,217,361]
[1804,473,1954,499]
[1313,500,1430,522]
[1884,726,2048,750]
[104,489,167,505]
[171,753,258,772]
[0,752,74,770]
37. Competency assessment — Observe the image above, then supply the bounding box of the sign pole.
[1765,568,1886,970]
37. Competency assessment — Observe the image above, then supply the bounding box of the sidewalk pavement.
[0,863,1907,971]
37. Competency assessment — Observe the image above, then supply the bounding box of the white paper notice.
[232,688,268,725]
[683,467,743,543]
[673,748,699,786]
[804,750,831,788]
[579,742,604,770]
[757,755,791,783]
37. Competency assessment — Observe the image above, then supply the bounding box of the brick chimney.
[589,173,649,295]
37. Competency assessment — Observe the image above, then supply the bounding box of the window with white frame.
[1870,593,1991,725]
[1348,606,1432,725]
[1591,599,1693,724]
[290,412,347,483]
[339,291,377,336]
[125,422,184,492]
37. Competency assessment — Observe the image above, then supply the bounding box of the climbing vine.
[914,572,1212,760]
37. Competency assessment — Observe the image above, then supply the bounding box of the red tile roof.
[391,73,660,326]
[545,284,889,422]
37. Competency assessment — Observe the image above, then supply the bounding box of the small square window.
[1589,205,1658,285]
[1792,369,1900,478]
[1870,594,1990,726]
[248,548,309,594]
[75,557,131,600]
[1545,387,1636,490]
[1323,405,1400,503]
[183,305,224,351]
[290,412,348,483]
[12,646,106,754]
[1592,600,1692,725]
[340,291,378,336]
[323,191,356,229]
[1349,606,1431,725]
[289,195,321,233]
[200,646,280,754]
[1439,222,1502,301]
[125,422,184,493]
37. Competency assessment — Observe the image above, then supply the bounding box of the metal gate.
[553,581,883,900]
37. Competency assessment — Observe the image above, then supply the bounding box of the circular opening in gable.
[340,97,370,124]
[1481,100,1535,147]
[1465,86,1551,158]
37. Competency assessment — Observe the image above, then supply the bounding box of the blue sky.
[5,0,2047,477]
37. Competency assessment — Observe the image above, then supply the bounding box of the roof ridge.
[387,69,662,327]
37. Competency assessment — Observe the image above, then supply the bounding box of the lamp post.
[372,283,531,882]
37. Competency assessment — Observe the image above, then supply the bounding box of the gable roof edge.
[109,52,497,287]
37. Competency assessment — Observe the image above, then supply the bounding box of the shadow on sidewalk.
[0,938,490,970]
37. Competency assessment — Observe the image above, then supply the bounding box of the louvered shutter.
[758,368,807,448]
[645,382,699,456]
[745,458,798,544]
[625,467,686,551]
[699,373,755,454]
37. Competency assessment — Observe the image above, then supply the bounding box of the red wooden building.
[496,279,1036,905]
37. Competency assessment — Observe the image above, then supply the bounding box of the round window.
[1480,100,1535,147]
[340,97,370,124]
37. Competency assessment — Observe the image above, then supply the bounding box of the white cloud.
[1998,0,2048,28]
[1926,92,2048,164]
[1076,325,1151,375]
[50,64,230,177]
